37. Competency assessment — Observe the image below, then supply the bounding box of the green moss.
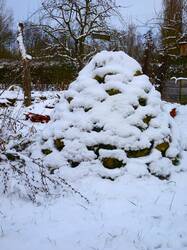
[126,148,151,158]
[106,89,121,96]
[94,75,104,83]
[54,138,64,151]
[134,70,143,76]
[143,116,153,125]
[139,98,147,106]
[42,149,52,155]
[102,157,123,169]
[155,142,169,156]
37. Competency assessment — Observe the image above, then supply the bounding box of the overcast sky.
[7,0,162,28]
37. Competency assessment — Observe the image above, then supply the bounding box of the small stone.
[54,138,64,151]
[139,98,147,106]
[102,157,123,169]
[126,148,152,158]
[42,149,52,155]
[106,88,121,96]
[155,142,169,156]
[134,70,142,76]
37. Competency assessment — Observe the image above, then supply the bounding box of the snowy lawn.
[0,89,187,250]
[0,156,187,250]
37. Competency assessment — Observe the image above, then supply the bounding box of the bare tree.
[0,0,13,57]
[40,0,119,71]
[109,24,143,62]
[161,0,183,57]
[159,0,187,80]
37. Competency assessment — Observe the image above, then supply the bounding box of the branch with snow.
[17,22,32,60]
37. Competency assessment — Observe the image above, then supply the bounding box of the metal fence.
[162,78,187,104]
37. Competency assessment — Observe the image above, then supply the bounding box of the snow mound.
[30,51,182,178]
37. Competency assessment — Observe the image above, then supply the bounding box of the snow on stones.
[30,51,182,178]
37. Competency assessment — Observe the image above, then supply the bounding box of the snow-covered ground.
[1,167,187,250]
[0,89,187,250]
[0,50,187,250]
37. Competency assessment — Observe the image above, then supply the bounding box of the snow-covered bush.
[30,51,182,179]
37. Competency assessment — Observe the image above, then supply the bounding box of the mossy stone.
[143,116,153,125]
[126,148,151,158]
[94,75,104,83]
[139,98,147,106]
[54,138,64,151]
[134,70,142,76]
[42,149,52,155]
[102,157,123,169]
[155,142,169,156]
[106,89,121,96]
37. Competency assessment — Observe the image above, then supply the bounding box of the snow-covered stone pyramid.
[31,51,182,178]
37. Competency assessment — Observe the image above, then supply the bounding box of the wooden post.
[17,23,32,107]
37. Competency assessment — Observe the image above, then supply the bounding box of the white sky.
[7,0,162,29]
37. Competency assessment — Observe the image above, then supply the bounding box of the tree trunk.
[22,59,31,107]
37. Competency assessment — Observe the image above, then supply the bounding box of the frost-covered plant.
[30,51,182,179]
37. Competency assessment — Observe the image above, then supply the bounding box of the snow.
[1,168,187,250]
[0,89,187,250]
[30,51,181,178]
[1,51,187,250]
[17,23,32,60]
